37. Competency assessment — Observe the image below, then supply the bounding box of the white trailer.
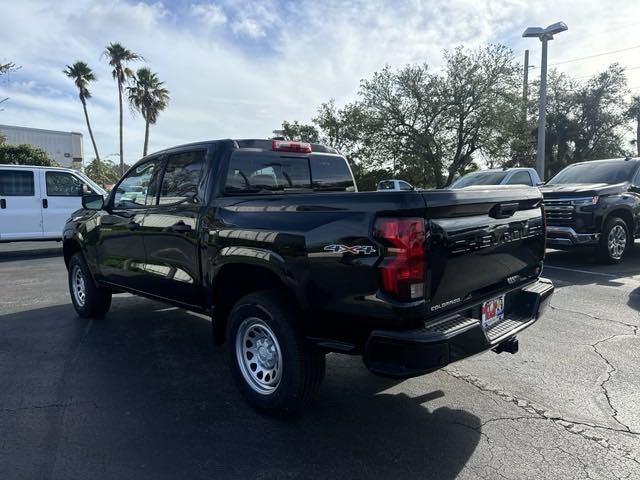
[0,124,83,168]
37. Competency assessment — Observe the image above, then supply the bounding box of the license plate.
[482,295,505,329]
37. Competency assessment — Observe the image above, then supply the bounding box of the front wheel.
[598,217,630,264]
[68,253,112,318]
[226,291,325,416]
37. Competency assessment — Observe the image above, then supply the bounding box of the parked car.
[377,179,414,191]
[63,138,553,415]
[542,157,640,263]
[0,164,106,242]
[451,168,542,188]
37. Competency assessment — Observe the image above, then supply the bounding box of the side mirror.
[82,193,104,210]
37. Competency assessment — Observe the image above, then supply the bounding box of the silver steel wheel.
[608,224,627,260]
[235,317,283,395]
[71,264,87,307]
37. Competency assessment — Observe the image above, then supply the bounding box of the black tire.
[598,217,630,264]
[226,290,325,416]
[68,252,112,318]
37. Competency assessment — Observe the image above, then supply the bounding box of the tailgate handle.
[490,202,519,219]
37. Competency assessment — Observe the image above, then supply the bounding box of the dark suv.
[541,157,640,263]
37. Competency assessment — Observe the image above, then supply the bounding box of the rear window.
[225,152,354,193]
[0,170,35,196]
[310,156,354,191]
[452,171,508,188]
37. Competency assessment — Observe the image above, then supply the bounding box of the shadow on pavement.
[0,298,481,480]
[544,245,640,290]
[0,242,62,262]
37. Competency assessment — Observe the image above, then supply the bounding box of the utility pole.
[536,39,548,180]
[522,49,529,123]
[523,22,568,181]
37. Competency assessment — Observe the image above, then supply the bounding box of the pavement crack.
[590,334,637,435]
[549,304,638,330]
[0,401,96,414]
[443,368,640,466]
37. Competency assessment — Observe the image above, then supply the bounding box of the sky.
[1,0,640,165]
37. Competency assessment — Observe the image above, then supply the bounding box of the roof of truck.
[0,164,79,172]
[143,138,340,159]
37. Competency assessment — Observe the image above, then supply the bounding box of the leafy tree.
[627,95,640,157]
[0,62,19,75]
[127,68,170,157]
[84,158,125,188]
[103,42,143,174]
[63,61,101,162]
[282,121,319,143]
[0,61,20,108]
[0,144,59,166]
[356,44,520,187]
[534,64,629,177]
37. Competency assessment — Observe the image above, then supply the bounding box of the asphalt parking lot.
[1,242,639,480]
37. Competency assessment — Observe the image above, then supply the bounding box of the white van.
[0,165,106,242]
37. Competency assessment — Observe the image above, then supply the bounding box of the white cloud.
[231,18,265,38]
[190,3,227,29]
[1,0,639,165]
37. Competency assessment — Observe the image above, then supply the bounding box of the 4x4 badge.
[324,244,377,255]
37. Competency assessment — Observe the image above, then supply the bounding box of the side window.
[113,160,159,208]
[0,170,35,196]
[507,171,533,186]
[310,156,355,191]
[158,150,206,205]
[45,171,85,196]
[399,181,412,190]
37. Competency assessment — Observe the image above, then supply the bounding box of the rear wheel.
[68,253,112,318]
[226,290,325,416]
[598,217,630,264]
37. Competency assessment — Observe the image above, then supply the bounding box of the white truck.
[0,165,105,241]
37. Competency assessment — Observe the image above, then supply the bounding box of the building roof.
[0,124,83,137]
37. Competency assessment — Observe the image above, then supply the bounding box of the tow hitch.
[492,336,519,354]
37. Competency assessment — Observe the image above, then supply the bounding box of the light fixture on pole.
[523,21,568,180]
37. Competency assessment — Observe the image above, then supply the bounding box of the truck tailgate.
[422,186,545,317]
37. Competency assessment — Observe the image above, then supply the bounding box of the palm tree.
[628,96,640,157]
[127,68,170,157]
[63,61,101,161]
[102,42,143,174]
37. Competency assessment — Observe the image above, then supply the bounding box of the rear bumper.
[546,226,600,247]
[363,278,554,378]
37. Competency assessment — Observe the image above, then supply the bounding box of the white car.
[450,168,542,188]
[377,179,414,191]
[0,164,106,241]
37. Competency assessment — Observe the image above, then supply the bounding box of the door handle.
[169,221,192,233]
[126,221,141,231]
[42,198,48,209]
[0,199,5,209]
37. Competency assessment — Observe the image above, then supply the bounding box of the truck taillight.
[374,217,426,301]
[272,139,312,153]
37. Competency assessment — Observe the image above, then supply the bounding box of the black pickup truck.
[542,157,640,263]
[63,138,553,415]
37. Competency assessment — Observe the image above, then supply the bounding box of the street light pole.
[536,39,548,180]
[523,21,568,181]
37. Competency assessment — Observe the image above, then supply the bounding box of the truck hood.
[540,182,628,199]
